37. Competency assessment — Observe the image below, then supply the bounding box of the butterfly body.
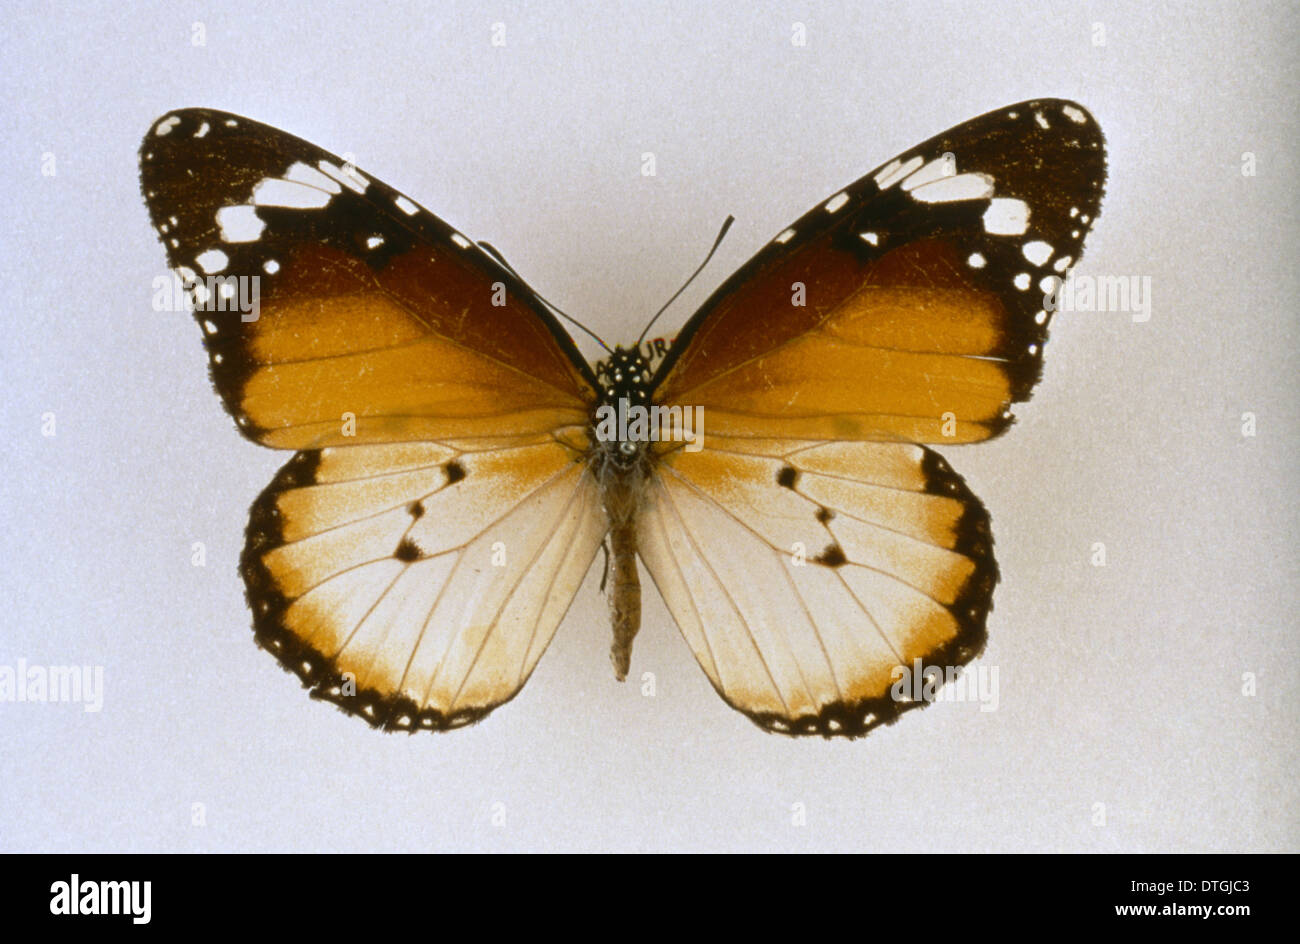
[141,100,1104,737]
[589,346,656,679]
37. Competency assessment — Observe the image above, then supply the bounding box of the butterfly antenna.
[478,241,612,353]
[637,215,735,346]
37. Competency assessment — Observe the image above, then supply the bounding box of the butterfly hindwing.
[242,439,605,729]
[651,99,1106,444]
[639,436,993,736]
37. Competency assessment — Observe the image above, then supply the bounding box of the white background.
[1,1,1296,852]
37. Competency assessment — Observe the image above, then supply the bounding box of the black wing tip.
[1003,97,1098,121]
[140,105,602,399]
[138,108,239,198]
[238,450,502,734]
[651,97,1106,404]
[139,106,221,142]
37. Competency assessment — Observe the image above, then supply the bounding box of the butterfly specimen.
[140,99,1105,737]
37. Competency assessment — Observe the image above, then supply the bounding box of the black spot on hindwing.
[394,538,426,562]
[812,543,847,567]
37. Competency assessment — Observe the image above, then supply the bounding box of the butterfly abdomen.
[591,346,656,679]
[606,504,642,681]
[594,453,648,680]
[597,451,649,681]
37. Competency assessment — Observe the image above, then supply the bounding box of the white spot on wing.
[395,195,419,216]
[910,172,996,204]
[194,249,228,274]
[155,116,180,136]
[874,155,924,190]
[319,160,369,194]
[1062,104,1087,124]
[967,252,986,269]
[824,191,849,213]
[860,231,879,246]
[983,198,1030,236]
[1022,240,1053,266]
[216,205,265,243]
[1013,272,1031,290]
[284,161,342,194]
[451,233,471,249]
[251,177,332,209]
[1034,110,1050,129]
[774,227,796,244]
[900,156,956,191]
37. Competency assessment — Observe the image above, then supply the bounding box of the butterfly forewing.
[140,108,598,446]
[651,99,1106,444]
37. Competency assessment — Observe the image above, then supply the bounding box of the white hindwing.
[638,436,996,737]
[242,435,606,729]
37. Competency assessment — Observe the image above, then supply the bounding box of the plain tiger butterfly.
[140,100,1105,737]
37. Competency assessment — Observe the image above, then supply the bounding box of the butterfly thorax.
[589,346,655,680]
[590,346,653,466]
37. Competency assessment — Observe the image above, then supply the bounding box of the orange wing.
[141,108,597,448]
[652,99,1106,444]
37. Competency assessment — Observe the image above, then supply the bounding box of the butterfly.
[140,99,1105,738]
